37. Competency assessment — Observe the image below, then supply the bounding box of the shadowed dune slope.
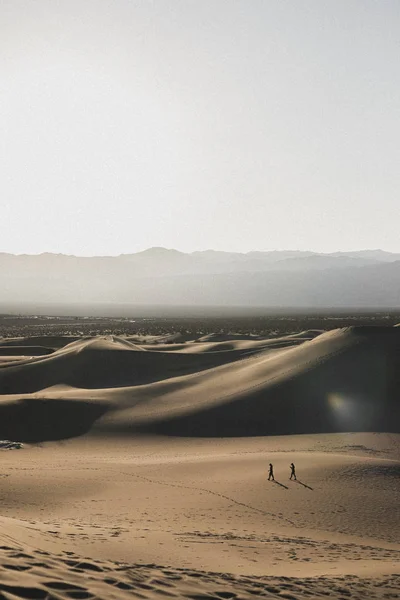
[0,397,109,442]
[0,345,54,356]
[0,327,399,441]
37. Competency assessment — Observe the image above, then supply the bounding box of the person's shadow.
[295,480,313,490]
[272,480,289,489]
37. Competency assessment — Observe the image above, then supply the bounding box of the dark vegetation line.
[1,312,399,340]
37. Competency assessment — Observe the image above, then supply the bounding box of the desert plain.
[0,321,399,599]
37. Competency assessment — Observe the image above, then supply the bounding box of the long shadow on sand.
[272,480,288,489]
[295,480,314,490]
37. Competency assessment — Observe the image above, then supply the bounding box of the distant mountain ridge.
[1,248,400,309]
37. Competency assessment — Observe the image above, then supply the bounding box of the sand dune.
[0,335,257,396]
[0,335,81,349]
[149,331,320,353]
[116,326,400,436]
[0,327,399,598]
[196,330,322,343]
[0,327,399,441]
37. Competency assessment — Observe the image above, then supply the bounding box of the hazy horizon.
[2,0,399,256]
[1,246,400,258]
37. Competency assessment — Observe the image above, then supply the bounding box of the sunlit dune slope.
[0,327,399,441]
[1,432,399,595]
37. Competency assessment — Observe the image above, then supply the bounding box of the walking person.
[268,463,274,481]
[290,462,296,480]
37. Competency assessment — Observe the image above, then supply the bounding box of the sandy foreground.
[0,328,399,598]
[1,433,399,599]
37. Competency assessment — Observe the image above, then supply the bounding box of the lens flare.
[328,393,347,412]
[328,392,375,431]
[327,392,358,425]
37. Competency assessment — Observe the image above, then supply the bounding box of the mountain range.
[1,248,400,310]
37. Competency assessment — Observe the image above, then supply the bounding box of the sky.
[1,0,399,256]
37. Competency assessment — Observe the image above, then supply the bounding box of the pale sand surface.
[1,434,399,599]
[0,328,399,598]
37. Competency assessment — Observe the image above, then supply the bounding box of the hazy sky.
[1,0,399,255]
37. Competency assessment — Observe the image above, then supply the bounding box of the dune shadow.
[0,397,110,443]
[272,480,288,489]
[295,480,313,490]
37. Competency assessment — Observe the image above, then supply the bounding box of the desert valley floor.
[0,326,399,599]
